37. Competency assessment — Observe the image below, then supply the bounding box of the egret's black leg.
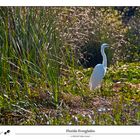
[100,85,103,96]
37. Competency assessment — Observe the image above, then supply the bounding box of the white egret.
[89,43,109,90]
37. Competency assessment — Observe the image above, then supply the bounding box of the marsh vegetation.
[0,7,139,125]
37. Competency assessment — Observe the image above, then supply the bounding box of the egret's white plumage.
[89,43,109,90]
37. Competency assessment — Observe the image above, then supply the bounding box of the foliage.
[56,7,128,66]
[124,11,140,62]
[0,7,139,125]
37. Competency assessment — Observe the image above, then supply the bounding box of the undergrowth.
[0,7,140,125]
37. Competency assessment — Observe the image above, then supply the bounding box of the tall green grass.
[0,7,63,110]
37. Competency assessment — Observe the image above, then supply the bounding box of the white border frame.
[0,0,140,6]
[0,126,140,140]
[0,2,140,140]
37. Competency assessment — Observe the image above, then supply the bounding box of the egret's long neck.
[101,47,107,68]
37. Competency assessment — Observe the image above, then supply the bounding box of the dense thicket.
[0,7,140,125]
